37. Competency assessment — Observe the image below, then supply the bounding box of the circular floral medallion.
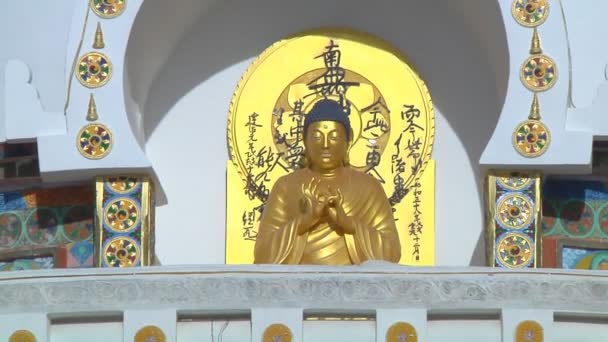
[76,52,112,88]
[9,330,36,342]
[263,323,292,342]
[497,173,532,191]
[599,204,608,238]
[62,205,94,242]
[25,208,59,244]
[90,0,127,19]
[103,236,140,267]
[134,325,165,342]
[386,322,417,342]
[513,120,550,157]
[496,193,534,230]
[496,232,535,268]
[520,54,557,92]
[107,176,140,194]
[104,198,140,232]
[560,199,594,238]
[515,320,543,342]
[0,213,22,248]
[77,123,113,159]
[512,0,549,27]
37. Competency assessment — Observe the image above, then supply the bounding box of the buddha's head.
[303,99,352,172]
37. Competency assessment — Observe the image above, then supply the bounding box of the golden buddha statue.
[254,99,401,265]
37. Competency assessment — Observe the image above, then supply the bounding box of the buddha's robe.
[253,167,401,265]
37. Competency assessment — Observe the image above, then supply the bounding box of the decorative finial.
[528,93,541,120]
[93,22,105,49]
[529,27,542,55]
[87,93,99,121]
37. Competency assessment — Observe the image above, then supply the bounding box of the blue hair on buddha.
[303,99,352,140]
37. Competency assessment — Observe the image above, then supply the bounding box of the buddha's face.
[305,120,349,172]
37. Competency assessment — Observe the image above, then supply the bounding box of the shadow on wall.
[138,0,508,265]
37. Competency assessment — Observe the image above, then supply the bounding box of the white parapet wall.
[0,265,607,341]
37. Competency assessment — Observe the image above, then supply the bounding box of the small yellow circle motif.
[386,322,417,342]
[103,236,140,267]
[77,123,113,160]
[513,120,550,157]
[520,55,557,92]
[134,325,166,342]
[9,330,36,342]
[512,0,549,27]
[76,52,112,88]
[263,323,292,342]
[90,0,127,19]
[516,320,543,342]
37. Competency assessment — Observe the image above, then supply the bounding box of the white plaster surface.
[0,313,48,342]
[138,0,508,267]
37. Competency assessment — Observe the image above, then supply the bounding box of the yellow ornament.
[263,323,292,342]
[9,330,36,342]
[134,325,166,342]
[226,29,436,265]
[386,322,417,342]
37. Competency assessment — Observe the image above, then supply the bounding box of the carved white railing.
[1,265,607,341]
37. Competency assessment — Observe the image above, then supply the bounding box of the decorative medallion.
[0,213,22,248]
[103,236,140,267]
[512,0,549,27]
[104,198,140,232]
[496,193,534,230]
[107,176,140,194]
[497,174,532,191]
[496,232,534,268]
[76,52,112,88]
[134,325,166,342]
[90,0,127,19]
[599,205,608,238]
[520,55,557,92]
[9,330,36,342]
[263,323,292,342]
[513,120,550,157]
[26,208,59,244]
[77,123,113,159]
[515,320,543,342]
[386,322,417,342]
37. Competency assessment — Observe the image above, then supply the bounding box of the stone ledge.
[0,265,607,315]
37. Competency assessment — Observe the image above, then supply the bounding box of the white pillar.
[502,309,553,342]
[376,309,427,342]
[124,309,177,342]
[0,313,48,341]
[252,308,303,342]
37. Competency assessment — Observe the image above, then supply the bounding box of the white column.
[376,309,427,342]
[124,309,177,342]
[251,308,303,342]
[502,309,553,342]
[0,313,48,341]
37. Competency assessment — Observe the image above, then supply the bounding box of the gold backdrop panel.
[226,29,435,265]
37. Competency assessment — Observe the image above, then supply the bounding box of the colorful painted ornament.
[107,176,140,194]
[496,232,534,268]
[76,52,112,88]
[104,198,140,232]
[497,175,532,191]
[263,323,292,342]
[516,320,543,342]
[386,322,418,342]
[90,0,127,19]
[513,120,550,157]
[512,0,549,27]
[9,330,37,342]
[496,193,534,230]
[520,55,557,92]
[103,236,140,267]
[77,123,113,159]
[134,325,166,342]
